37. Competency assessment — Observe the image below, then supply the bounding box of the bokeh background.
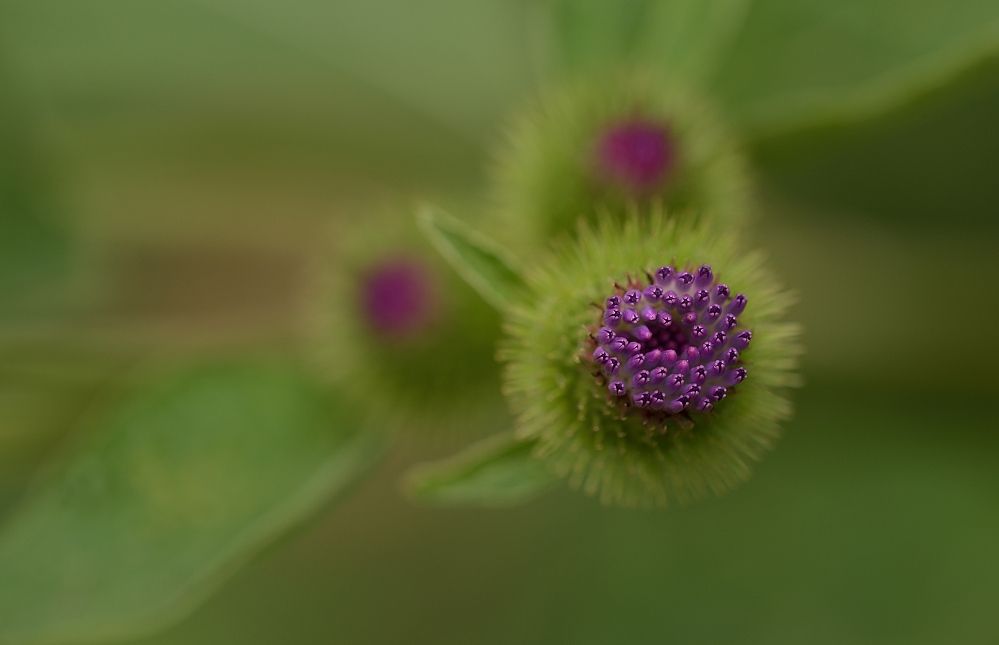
[2,1,999,643]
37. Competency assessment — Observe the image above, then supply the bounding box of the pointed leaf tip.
[416,204,527,311]
[404,431,557,507]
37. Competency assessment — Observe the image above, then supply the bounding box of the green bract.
[489,72,750,254]
[305,207,505,436]
[500,211,801,507]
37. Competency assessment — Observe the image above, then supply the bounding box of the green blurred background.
[1,1,999,643]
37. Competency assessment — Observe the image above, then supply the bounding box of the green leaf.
[404,432,557,507]
[0,362,386,645]
[549,0,655,73]
[633,0,753,83]
[712,0,999,140]
[549,0,751,84]
[416,204,527,311]
[0,63,71,316]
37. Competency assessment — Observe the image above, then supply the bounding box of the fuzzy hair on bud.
[488,72,750,255]
[500,210,802,507]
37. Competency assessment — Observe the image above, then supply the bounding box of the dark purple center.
[361,257,438,338]
[596,120,674,191]
[590,264,751,417]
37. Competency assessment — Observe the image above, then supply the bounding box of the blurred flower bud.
[305,207,506,435]
[489,72,750,254]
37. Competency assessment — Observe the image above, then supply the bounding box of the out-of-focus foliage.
[404,432,555,507]
[0,63,71,317]
[0,0,997,642]
[0,363,383,644]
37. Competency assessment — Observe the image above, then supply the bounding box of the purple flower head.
[589,262,753,425]
[361,257,439,339]
[595,120,675,192]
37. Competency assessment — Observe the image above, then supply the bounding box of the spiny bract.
[488,72,750,255]
[500,211,801,507]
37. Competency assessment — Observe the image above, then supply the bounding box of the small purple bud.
[713,284,730,301]
[673,359,690,375]
[699,341,715,359]
[709,360,726,377]
[676,272,694,288]
[643,285,664,301]
[604,357,621,376]
[660,349,678,368]
[685,346,700,363]
[609,337,628,353]
[694,397,713,413]
[606,295,621,309]
[683,384,702,398]
[722,314,738,331]
[690,365,707,385]
[650,390,668,410]
[650,366,669,384]
[624,290,642,306]
[723,347,739,364]
[667,373,686,392]
[641,306,658,323]
[657,311,673,327]
[622,309,640,324]
[632,391,653,408]
[634,325,653,341]
[726,367,747,385]
[732,330,753,350]
[632,370,652,388]
[706,304,722,321]
[695,264,713,286]
[666,396,689,414]
[655,266,674,284]
[645,349,662,366]
[727,294,748,315]
[694,289,711,309]
[626,353,646,371]
[625,341,643,355]
[363,258,439,337]
[663,291,678,307]
[678,294,693,312]
[598,122,674,190]
[604,308,622,326]
[596,327,616,345]
[711,331,727,346]
[709,386,728,401]
[683,311,698,326]
[608,380,626,396]
[592,347,610,365]
[691,325,708,340]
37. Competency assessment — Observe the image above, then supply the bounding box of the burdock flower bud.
[489,72,749,254]
[306,208,505,434]
[500,212,801,507]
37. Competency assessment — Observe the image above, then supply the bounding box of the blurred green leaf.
[633,0,752,82]
[549,0,654,73]
[417,205,527,311]
[0,362,385,645]
[550,0,751,83]
[712,0,999,139]
[0,63,71,315]
[404,431,556,507]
